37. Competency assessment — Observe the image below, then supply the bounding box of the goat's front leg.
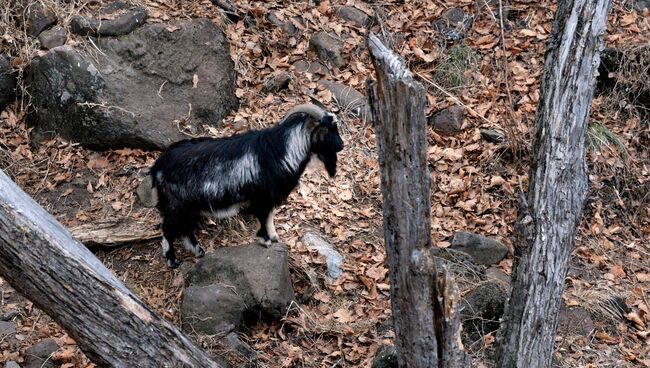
[255,207,278,247]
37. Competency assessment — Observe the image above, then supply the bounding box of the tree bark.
[70,218,160,248]
[366,33,469,368]
[496,0,612,366]
[0,170,223,368]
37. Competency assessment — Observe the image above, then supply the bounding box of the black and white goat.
[150,104,344,267]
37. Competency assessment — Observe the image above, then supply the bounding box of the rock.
[225,332,257,360]
[262,72,292,93]
[310,32,345,68]
[188,243,295,320]
[5,361,21,368]
[23,2,57,37]
[302,232,343,279]
[434,8,472,42]
[557,306,594,336]
[429,106,465,135]
[293,59,328,75]
[635,0,650,12]
[371,345,398,368]
[334,6,371,27]
[71,2,147,37]
[24,338,59,368]
[181,284,245,335]
[319,80,369,121]
[26,19,237,150]
[37,25,66,50]
[431,247,486,289]
[136,175,157,208]
[0,56,16,111]
[480,128,507,144]
[486,266,510,288]
[451,232,508,265]
[460,282,506,346]
[0,321,17,349]
[267,11,301,35]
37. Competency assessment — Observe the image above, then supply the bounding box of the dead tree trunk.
[366,33,469,368]
[496,0,612,366]
[0,170,223,368]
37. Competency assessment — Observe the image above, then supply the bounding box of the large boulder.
[187,243,295,320]
[26,18,237,150]
[451,232,508,265]
[181,284,245,335]
[0,56,16,111]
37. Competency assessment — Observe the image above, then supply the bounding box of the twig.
[497,0,521,154]
[416,72,494,125]
[77,102,136,117]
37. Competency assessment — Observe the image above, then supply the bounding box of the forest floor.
[1,0,649,367]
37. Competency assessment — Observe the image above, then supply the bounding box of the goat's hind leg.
[182,233,205,258]
[161,219,182,268]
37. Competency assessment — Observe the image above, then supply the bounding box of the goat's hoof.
[270,235,279,243]
[196,247,206,258]
[167,259,182,269]
[257,237,272,248]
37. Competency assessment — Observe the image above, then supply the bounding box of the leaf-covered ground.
[1,0,649,367]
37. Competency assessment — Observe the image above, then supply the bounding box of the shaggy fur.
[150,104,344,267]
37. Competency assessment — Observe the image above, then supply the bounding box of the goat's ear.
[320,115,334,125]
[312,124,329,142]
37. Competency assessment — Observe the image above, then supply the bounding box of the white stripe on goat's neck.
[203,151,260,197]
[282,124,311,173]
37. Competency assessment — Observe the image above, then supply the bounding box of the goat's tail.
[145,168,160,207]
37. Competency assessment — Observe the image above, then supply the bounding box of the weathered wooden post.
[366,33,469,368]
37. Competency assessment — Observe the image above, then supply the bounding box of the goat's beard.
[318,152,338,177]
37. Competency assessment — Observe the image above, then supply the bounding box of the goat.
[150,104,344,268]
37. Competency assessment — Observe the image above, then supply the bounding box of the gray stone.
[372,345,398,368]
[38,25,66,50]
[293,59,328,75]
[0,55,16,111]
[262,72,292,93]
[429,106,465,135]
[557,306,594,336]
[136,175,157,208]
[310,32,345,68]
[334,6,371,27]
[5,361,21,368]
[71,2,147,37]
[451,232,508,265]
[23,2,57,37]
[302,232,343,279]
[24,338,58,368]
[26,19,237,150]
[460,282,506,346]
[225,332,257,360]
[319,80,369,121]
[0,321,16,348]
[480,128,507,143]
[188,243,295,320]
[267,11,301,35]
[431,247,486,290]
[181,284,244,335]
[434,8,472,42]
[635,0,650,12]
[486,266,510,287]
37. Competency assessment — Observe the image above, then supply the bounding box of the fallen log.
[0,170,223,367]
